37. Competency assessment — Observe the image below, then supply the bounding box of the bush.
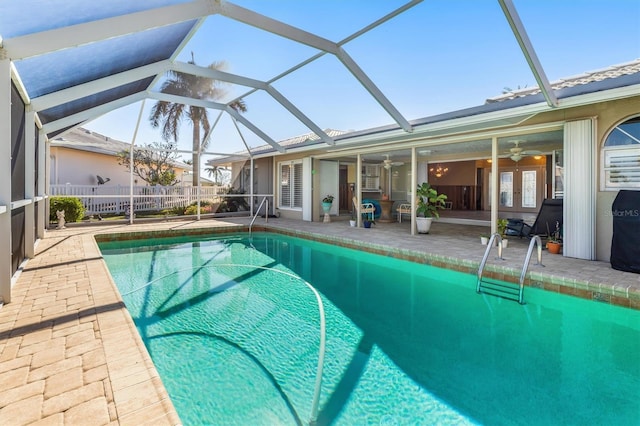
[49,196,86,222]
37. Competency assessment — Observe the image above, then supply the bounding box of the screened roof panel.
[0,0,192,38]
[179,14,322,82]
[15,21,196,98]
[38,78,156,124]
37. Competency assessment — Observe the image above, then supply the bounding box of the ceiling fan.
[382,154,404,170]
[504,141,542,163]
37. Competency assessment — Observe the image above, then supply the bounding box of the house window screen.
[279,161,302,209]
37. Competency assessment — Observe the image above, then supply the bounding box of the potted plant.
[480,234,489,245]
[415,182,447,234]
[497,218,508,248]
[349,211,357,227]
[322,194,334,214]
[546,221,562,254]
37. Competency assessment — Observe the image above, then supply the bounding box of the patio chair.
[506,198,563,239]
[352,196,375,221]
[396,200,413,223]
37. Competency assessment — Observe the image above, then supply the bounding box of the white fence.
[49,184,230,215]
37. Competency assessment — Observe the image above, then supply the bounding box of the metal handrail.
[517,235,544,304]
[476,232,503,294]
[249,196,268,237]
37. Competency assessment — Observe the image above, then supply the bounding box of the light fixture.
[429,164,449,178]
[534,155,543,160]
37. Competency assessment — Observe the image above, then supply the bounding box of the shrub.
[49,196,85,222]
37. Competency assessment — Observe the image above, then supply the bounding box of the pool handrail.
[517,235,544,304]
[249,196,268,237]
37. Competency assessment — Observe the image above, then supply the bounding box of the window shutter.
[293,163,303,208]
[604,147,640,188]
[280,164,291,207]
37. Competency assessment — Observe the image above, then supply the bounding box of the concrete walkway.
[1,216,639,425]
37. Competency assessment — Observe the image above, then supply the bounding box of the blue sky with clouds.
[85,0,640,161]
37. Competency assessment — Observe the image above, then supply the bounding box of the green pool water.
[99,232,640,425]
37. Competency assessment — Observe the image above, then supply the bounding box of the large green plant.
[416,182,447,218]
[49,196,85,222]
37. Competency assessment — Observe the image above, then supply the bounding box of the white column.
[491,136,499,234]
[302,157,312,221]
[564,119,596,259]
[24,108,36,258]
[0,59,12,303]
[410,147,417,235]
[356,154,362,227]
[37,128,46,238]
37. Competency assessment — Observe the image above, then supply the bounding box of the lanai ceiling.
[0,0,637,158]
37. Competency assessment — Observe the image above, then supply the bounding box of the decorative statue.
[56,210,66,229]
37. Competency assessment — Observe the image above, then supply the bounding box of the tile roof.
[486,58,640,103]
[249,128,350,153]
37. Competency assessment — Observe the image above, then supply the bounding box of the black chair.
[506,198,563,239]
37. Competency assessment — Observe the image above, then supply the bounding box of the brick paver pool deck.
[1,217,639,424]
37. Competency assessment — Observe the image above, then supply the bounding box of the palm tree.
[149,55,246,186]
[204,165,228,185]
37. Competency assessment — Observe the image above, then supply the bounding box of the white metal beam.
[24,108,36,258]
[149,91,285,152]
[265,86,335,145]
[3,0,222,59]
[31,60,171,111]
[336,47,412,132]
[0,59,12,303]
[498,0,558,107]
[172,61,334,145]
[220,1,338,54]
[225,106,285,153]
[223,1,414,133]
[42,92,146,133]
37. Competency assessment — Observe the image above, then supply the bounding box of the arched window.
[602,115,640,190]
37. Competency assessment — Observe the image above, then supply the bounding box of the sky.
[84,0,640,166]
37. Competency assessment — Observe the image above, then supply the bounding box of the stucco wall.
[592,98,640,261]
[50,147,188,187]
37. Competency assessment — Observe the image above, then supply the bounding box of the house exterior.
[214,59,640,263]
[49,127,191,187]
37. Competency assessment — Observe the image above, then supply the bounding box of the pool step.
[476,234,544,304]
[477,278,521,302]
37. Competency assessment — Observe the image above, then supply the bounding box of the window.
[279,161,303,209]
[602,116,640,190]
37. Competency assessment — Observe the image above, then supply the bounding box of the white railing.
[49,184,230,215]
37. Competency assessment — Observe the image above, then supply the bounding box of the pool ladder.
[476,233,544,304]
[249,196,268,237]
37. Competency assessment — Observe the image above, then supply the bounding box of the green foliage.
[497,219,508,237]
[219,187,249,212]
[49,196,85,222]
[416,182,447,218]
[118,140,181,186]
[184,200,216,216]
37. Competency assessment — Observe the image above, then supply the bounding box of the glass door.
[495,167,542,213]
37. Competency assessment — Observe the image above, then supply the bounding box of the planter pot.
[547,241,562,254]
[349,220,356,227]
[322,202,332,214]
[363,220,372,228]
[501,239,509,249]
[480,236,488,245]
[416,217,433,234]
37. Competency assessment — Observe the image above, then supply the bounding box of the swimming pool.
[99,232,640,425]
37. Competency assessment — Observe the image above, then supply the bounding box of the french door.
[492,166,544,213]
